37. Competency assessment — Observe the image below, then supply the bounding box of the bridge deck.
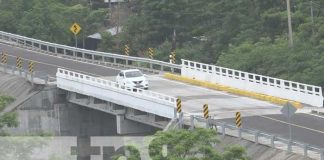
[102,75,281,119]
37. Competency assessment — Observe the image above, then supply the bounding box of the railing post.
[271,136,276,148]
[189,115,194,130]
[303,144,308,157]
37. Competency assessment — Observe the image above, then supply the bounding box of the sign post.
[281,102,297,153]
[70,23,82,56]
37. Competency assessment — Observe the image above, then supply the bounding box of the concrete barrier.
[164,73,303,109]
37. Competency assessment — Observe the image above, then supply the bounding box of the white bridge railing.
[56,68,176,119]
[0,31,181,73]
[182,60,323,107]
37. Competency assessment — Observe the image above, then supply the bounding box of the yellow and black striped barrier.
[203,104,209,119]
[124,45,130,56]
[235,112,242,128]
[16,56,23,69]
[28,61,35,73]
[176,98,182,113]
[1,52,8,64]
[170,51,176,63]
[148,48,154,59]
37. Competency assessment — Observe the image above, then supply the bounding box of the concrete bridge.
[1,31,324,158]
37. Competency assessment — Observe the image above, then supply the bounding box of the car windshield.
[125,71,143,78]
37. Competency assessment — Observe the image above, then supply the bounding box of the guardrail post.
[160,65,164,71]
[45,75,49,85]
[11,66,15,75]
[189,115,194,130]
[271,136,276,148]
[221,123,226,138]
[287,140,292,153]
[238,128,242,139]
[24,70,28,79]
[206,117,210,128]
[254,131,259,144]
[3,64,6,73]
[31,73,34,85]
[320,150,324,160]
[303,144,308,157]
[178,112,183,129]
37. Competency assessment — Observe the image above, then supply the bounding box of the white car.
[116,69,149,90]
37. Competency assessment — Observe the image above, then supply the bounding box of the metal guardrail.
[188,115,324,160]
[0,63,53,85]
[0,31,181,73]
[0,53,55,85]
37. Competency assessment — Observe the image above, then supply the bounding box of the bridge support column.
[116,114,155,135]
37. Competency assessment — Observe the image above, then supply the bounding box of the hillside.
[0,0,323,89]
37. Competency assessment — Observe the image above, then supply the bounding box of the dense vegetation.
[112,128,249,160]
[0,0,323,88]
[119,0,324,88]
[0,95,18,132]
[0,0,108,46]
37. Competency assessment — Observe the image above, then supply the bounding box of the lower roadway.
[1,43,324,148]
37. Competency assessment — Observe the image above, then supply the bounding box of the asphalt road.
[0,43,120,77]
[221,113,324,148]
[1,43,324,148]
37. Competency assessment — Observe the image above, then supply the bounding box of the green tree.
[97,31,117,52]
[148,128,249,160]
[111,145,141,160]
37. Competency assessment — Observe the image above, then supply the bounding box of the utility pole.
[286,0,293,47]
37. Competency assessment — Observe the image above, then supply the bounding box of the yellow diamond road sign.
[70,23,81,35]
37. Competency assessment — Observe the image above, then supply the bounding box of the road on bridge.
[1,43,324,148]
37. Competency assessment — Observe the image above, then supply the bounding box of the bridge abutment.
[116,114,156,135]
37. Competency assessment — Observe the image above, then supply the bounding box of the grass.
[0,95,15,112]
